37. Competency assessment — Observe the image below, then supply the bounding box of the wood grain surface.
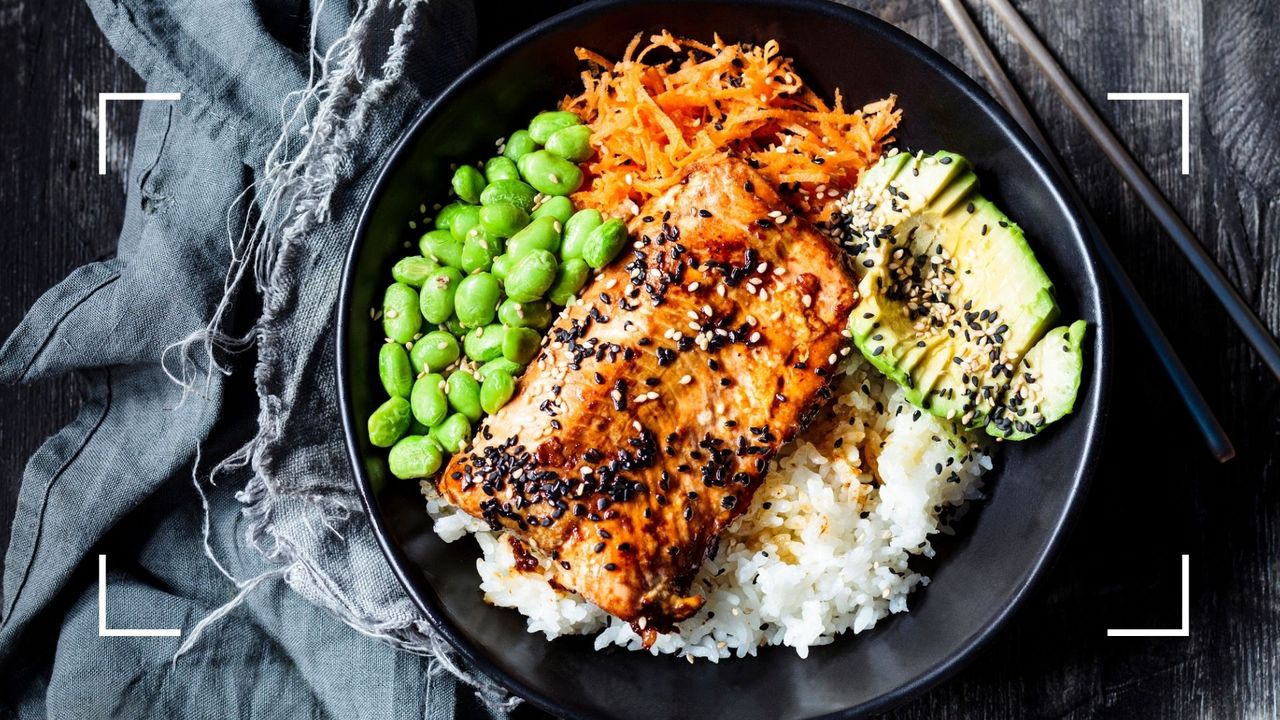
[1,1,1276,718]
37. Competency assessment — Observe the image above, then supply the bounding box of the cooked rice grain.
[421,358,988,660]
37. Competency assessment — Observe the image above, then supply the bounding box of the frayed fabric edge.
[166,0,518,713]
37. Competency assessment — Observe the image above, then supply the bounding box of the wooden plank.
[0,0,143,577]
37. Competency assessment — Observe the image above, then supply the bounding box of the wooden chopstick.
[983,0,1280,385]
[939,0,1235,462]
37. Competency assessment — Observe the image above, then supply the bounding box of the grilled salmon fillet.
[439,157,857,635]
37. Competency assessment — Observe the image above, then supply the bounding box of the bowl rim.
[337,0,1112,717]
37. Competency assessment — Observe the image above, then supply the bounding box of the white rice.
[421,357,989,661]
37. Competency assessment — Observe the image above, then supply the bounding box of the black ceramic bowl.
[339,1,1110,717]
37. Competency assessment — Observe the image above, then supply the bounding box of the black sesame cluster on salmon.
[438,157,858,640]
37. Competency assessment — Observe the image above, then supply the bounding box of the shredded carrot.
[561,31,900,221]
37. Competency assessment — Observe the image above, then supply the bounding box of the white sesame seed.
[801,294,812,307]
[679,374,692,385]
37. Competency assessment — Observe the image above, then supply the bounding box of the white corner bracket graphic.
[1107,554,1190,637]
[98,554,182,637]
[1106,92,1190,175]
[97,92,182,175]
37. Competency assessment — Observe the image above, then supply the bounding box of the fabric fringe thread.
[165,0,518,712]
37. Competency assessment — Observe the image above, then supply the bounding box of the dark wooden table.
[2,1,1276,717]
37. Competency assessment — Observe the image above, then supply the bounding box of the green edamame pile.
[369,109,629,481]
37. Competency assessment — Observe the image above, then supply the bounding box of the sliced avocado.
[843,150,1081,439]
[987,319,1087,440]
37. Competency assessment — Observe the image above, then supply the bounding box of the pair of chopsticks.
[937,0,1280,463]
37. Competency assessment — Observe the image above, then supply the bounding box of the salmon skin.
[439,157,857,638]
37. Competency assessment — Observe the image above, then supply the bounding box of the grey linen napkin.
[0,0,522,717]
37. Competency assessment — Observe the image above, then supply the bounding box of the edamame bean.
[478,357,524,379]
[505,215,561,259]
[478,202,529,238]
[409,330,459,373]
[502,129,538,162]
[504,249,558,302]
[484,156,520,183]
[463,323,506,362]
[433,201,469,230]
[410,373,448,427]
[448,205,481,242]
[378,342,414,398]
[545,124,593,162]
[548,257,590,305]
[461,231,501,273]
[430,412,472,454]
[391,256,439,287]
[491,254,515,282]
[497,298,553,329]
[531,195,574,225]
[420,229,463,268]
[528,110,583,144]
[480,179,537,212]
[517,150,583,196]
[446,371,483,422]
[387,435,443,479]
[480,369,516,414]
[382,282,422,343]
[451,165,486,204]
[502,327,541,364]
[454,272,500,328]
[419,267,463,324]
[368,396,412,448]
[582,218,628,269]
[561,208,602,260]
